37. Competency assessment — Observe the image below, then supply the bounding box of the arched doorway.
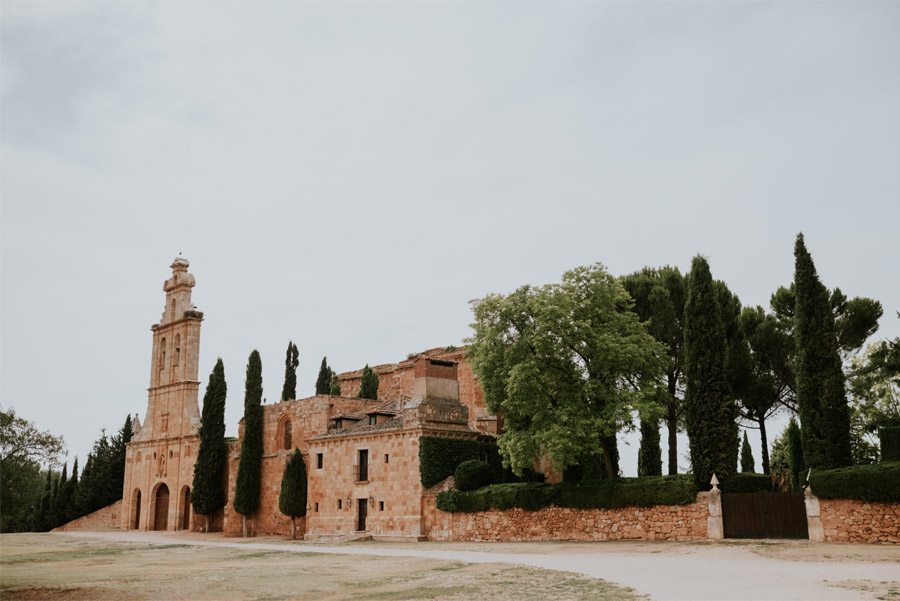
[153,483,170,531]
[181,486,191,531]
[131,489,142,530]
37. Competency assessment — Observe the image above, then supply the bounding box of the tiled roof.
[314,416,404,439]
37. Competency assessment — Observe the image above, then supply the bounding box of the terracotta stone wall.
[306,430,426,539]
[54,500,123,532]
[422,493,711,542]
[819,498,900,543]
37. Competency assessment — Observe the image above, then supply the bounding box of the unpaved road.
[61,531,899,600]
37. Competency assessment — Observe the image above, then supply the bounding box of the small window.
[379,501,384,511]
[316,453,323,469]
[314,502,319,512]
[368,415,376,426]
[174,334,181,366]
[384,454,389,464]
[338,499,342,510]
[357,449,369,482]
[282,420,292,450]
[159,338,167,371]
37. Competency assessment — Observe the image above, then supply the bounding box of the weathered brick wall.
[819,498,900,543]
[422,493,710,542]
[54,500,123,532]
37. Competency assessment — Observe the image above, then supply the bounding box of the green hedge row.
[419,437,500,488]
[808,461,900,503]
[436,475,699,513]
[881,427,900,462]
[718,473,774,493]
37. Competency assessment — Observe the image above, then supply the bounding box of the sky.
[2,1,899,477]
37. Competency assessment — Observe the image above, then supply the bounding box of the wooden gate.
[153,484,169,531]
[722,492,808,539]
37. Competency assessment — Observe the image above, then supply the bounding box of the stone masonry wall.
[422,493,711,542]
[54,500,123,532]
[819,498,900,543]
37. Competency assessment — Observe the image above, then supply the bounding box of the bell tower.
[122,257,204,531]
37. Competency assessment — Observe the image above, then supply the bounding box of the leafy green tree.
[621,267,688,475]
[329,372,341,396]
[786,417,806,490]
[278,449,307,540]
[684,256,738,488]
[848,335,900,446]
[468,263,665,477]
[358,365,379,400]
[740,431,755,473]
[794,234,852,469]
[192,359,228,532]
[234,350,264,537]
[638,419,663,477]
[315,357,333,395]
[281,342,299,401]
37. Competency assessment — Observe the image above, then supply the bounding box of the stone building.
[123,258,497,538]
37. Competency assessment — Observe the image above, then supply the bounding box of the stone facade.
[818,497,900,544]
[54,500,122,532]
[121,257,203,532]
[422,493,711,542]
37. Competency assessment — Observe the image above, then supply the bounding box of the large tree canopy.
[468,263,665,478]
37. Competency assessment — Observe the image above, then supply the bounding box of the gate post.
[804,487,824,542]
[707,474,724,540]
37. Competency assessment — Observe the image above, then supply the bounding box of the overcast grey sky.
[2,1,898,476]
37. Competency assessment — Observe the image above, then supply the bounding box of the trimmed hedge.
[436,475,699,513]
[718,473,774,493]
[808,461,900,503]
[419,437,499,488]
[455,460,494,492]
[880,427,900,462]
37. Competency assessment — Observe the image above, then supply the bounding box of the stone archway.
[152,483,170,531]
[130,489,142,530]
[180,486,191,531]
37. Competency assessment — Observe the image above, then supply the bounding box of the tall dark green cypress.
[234,350,264,537]
[329,372,341,396]
[192,359,228,532]
[281,342,299,401]
[637,420,663,476]
[64,458,79,522]
[278,449,308,540]
[740,431,755,473]
[684,255,738,488]
[787,418,806,490]
[34,469,52,531]
[358,364,378,400]
[50,464,67,529]
[794,234,852,469]
[315,357,332,395]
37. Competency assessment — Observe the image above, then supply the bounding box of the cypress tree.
[278,449,307,540]
[64,458,80,522]
[787,418,806,490]
[358,364,378,400]
[234,350,264,537]
[192,359,228,532]
[315,357,332,395]
[740,431,755,473]
[329,372,341,396]
[50,464,67,529]
[684,255,738,488]
[794,234,852,469]
[281,342,299,401]
[637,420,663,477]
[34,469,52,531]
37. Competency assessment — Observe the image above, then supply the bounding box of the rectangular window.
[369,415,377,426]
[384,454,389,463]
[358,449,369,481]
[338,499,342,510]
[316,453,323,469]
[379,501,384,511]
[314,502,319,512]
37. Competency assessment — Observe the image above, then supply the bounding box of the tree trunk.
[599,434,619,478]
[290,517,296,540]
[242,514,247,538]
[667,372,678,475]
[758,415,771,475]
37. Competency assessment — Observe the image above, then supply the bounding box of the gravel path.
[61,531,899,601]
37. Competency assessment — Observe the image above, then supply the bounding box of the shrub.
[808,461,900,503]
[454,460,494,492]
[419,437,498,488]
[719,473,773,493]
[880,427,900,462]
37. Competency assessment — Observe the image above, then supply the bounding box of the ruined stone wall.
[306,430,425,539]
[54,500,123,532]
[422,493,710,542]
[818,498,900,543]
[261,395,380,456]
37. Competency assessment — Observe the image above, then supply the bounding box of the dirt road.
[60,531,899,600]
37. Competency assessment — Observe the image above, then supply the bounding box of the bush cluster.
[419,437,499,488]
[436,475,698,513]
[808,461,900,503]
[454,460,494,492]
[880,427,900,462]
